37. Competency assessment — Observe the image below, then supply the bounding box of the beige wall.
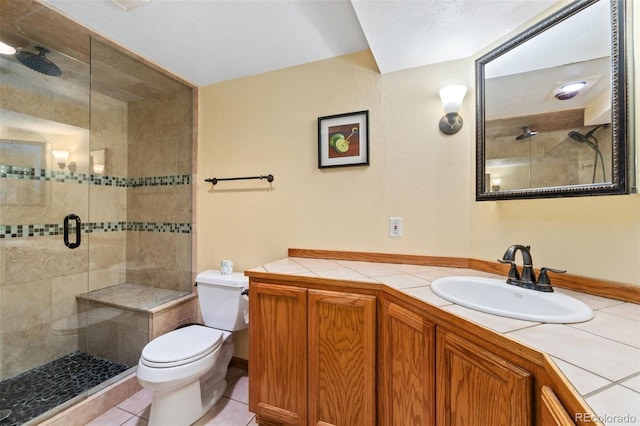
[197,51,475,269]
[198,48,639,286]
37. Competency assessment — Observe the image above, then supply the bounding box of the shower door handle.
[63,214,81,249]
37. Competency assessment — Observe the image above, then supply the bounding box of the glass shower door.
[0,41,94,424]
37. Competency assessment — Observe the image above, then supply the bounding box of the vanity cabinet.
[248,269,592,426]
[249,282,307,425]
[540,386,576,426]
[436,328,533,426]
[378,298,436,425]
[249,281,376,426]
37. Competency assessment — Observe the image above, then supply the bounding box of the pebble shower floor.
[0,352,128,425]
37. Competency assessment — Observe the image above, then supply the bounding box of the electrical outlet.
[389,217,403,238]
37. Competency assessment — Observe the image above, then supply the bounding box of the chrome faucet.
[498,244,565,292]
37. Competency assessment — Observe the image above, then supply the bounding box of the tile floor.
[86,368,257,426]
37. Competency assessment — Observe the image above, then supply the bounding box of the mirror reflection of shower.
[568,124,608,183]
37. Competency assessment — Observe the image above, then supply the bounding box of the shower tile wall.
[126,89,194,292]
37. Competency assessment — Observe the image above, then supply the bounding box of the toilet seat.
[141,325,223,368]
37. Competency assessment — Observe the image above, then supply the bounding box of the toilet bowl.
[136,325,233,425]
[136,270,248,426]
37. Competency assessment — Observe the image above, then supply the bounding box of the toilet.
[136,270,249,426]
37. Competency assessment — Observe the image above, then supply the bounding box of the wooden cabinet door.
[436,329,533,426]
[249,282,308,425]
[307,289,376,426]
[378,300,435,425]
[540,386,576,426]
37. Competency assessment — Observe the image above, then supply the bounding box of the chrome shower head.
[14,47,61,77]
[515,127,538,141]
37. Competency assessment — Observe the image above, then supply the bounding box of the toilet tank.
[195,270,249,331]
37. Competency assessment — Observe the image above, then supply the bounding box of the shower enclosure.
[484,116,613,191]
[0,3,195,424]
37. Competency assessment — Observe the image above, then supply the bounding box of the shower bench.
[75,283,197,367]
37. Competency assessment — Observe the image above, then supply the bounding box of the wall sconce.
[0,41,16,55]
[439,85,467,135]
[52,150,76,172]
[90,149,106,175]
[491,177,502,192]
[0,31,27,55]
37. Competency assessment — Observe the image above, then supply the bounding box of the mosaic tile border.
[0,222,192,239]
[128,175,191,187]
[0,165,190,187]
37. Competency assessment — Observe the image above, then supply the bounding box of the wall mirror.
[476,0,630,200]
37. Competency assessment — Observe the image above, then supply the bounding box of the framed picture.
[318,110,369,168]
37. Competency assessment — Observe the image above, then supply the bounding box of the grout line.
[565,322,640,351]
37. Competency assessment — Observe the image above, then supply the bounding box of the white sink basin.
[430,277,594,324]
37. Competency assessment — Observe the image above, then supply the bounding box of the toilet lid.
[141,325,223,368]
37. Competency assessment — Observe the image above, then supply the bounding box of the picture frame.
[317,110,369,168]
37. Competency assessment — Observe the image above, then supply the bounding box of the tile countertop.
[248,257,640,426]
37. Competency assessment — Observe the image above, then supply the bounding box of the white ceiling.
[41,0,559,87]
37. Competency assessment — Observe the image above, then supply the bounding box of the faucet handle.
[497,259,520,283]
[536,267,566,292]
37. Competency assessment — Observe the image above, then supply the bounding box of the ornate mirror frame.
[476,0,630,201]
